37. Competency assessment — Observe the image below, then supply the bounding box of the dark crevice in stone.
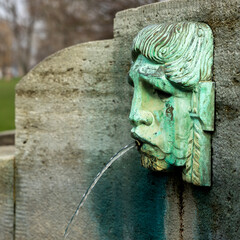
[178,178,184,240]
[13,157,16,240]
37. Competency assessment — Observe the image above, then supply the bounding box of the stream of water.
[64,141,137,238]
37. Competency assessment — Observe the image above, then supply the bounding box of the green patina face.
[129,22,214,186]
[129,54,192,170]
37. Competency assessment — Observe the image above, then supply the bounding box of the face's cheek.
[139,97,174,171]
[168,96,192,165]
[141,98,167,146]
[150,98,175,154]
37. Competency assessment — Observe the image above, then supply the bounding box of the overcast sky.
[0,0,26,21]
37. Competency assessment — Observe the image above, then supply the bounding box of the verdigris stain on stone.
[129,22,214,186]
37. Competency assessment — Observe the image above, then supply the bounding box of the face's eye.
[153,88,171,100]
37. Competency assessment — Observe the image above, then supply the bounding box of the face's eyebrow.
[138,70,175,95]
[129,58,178,95]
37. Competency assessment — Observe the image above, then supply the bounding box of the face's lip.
[131,128,166,159]
[131,128,158,150]
[131,129,151,146]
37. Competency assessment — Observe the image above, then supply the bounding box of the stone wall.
[15,40,134,239]
[14,0,239,239]
[0,146,14,240]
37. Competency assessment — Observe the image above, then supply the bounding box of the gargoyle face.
[129,54,192,171]
[128,22,214,186]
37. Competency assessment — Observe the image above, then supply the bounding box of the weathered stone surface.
[16,40,120,239]
[0,146,15,240]
[15,0,239,240]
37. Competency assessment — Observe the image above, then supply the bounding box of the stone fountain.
[0,0,238,239]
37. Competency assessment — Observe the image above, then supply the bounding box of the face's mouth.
[131,128,170,171]
[131,130,152,152]
[131,129,166,160]
[131,130,148,145]
[135,139,142,151]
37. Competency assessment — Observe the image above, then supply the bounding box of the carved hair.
[132,22,213,90]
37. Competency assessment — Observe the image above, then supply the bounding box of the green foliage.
[0,78,20,131]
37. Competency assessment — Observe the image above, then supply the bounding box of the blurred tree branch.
[0,0,40,74]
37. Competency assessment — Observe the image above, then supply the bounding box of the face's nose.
[129,108,153,127]
[129,77,154,127]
